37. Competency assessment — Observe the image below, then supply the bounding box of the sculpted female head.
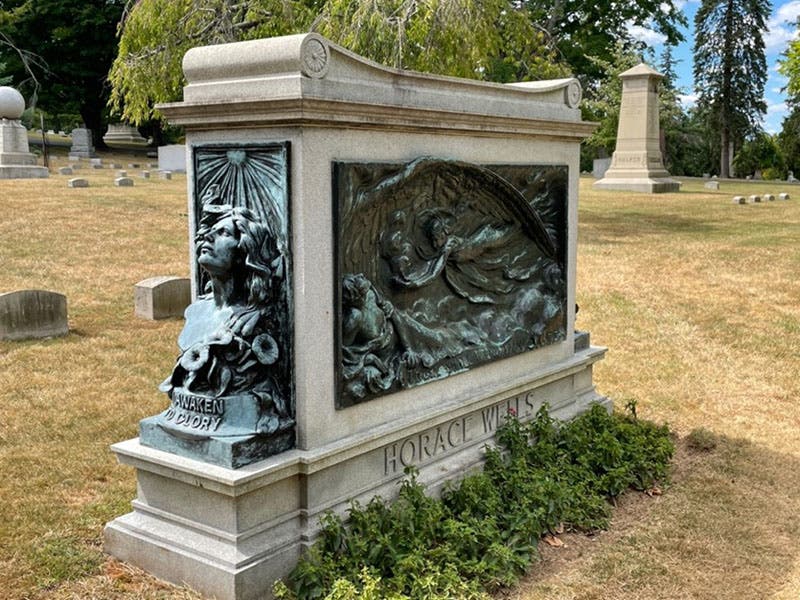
[195,205,278,306]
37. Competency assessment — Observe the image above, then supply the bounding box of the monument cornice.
[157,33,595,141]
[159,96,597,140]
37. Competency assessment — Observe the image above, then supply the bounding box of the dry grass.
[1,165,799,599]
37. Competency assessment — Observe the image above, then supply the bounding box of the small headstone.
[703,173,711,179]
[148,162,158,168]
[134,276,191,320]
[128,163,140,168]
[788,171,797,182]
[89,158,102,166]
[117,170,128,178]
[746,175,752,180]
[704,181,719,190]
[68,154,81,162]
[749,195,761,203]
[159,170,172,180]
[732,196,746,204]
[158,144,187,172]
[592,157,612,179]
[0,290,68,340]
[69,163,80,170]
[763,193,775,201]
[68,178,89,188]
[92,163,104,169]
[141,170,150,179]
[115,177,134,187]
[712,175,718,180]
[779,192,791,200]
[110,163,123,169]
[58,166,73,175]
[71,128,97,155]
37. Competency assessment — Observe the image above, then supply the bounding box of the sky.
[628,0,800,134]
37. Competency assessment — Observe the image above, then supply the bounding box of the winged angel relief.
[336,158,568,407]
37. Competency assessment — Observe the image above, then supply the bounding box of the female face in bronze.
[198,216,240,277]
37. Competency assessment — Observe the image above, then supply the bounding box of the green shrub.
[275,404,674,600]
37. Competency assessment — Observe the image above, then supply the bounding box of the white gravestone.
[134,276,191,320]
[157,144,187,172]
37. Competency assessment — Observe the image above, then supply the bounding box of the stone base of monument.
[105,342,607,600]
[0,164,49,179]
[593,176,681,193]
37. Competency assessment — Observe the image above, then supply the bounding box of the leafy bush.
[275,404,673,600]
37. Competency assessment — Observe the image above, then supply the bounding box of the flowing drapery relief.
[335,158,568,407]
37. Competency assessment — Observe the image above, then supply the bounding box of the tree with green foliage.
[693,0,769,178]
[521,0,686,84]
[777,104,800,176]
[733,131,785,179]
[0,0,126,147]
[110,0,687,126]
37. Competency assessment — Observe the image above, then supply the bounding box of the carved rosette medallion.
[566,81,582,108]
[140,143,294,468]
[335,158,568,407]
[301,35,330,79]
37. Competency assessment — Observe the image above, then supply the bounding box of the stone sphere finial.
[0,86,26,120]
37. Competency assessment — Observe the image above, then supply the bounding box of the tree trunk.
[720,124,730,179]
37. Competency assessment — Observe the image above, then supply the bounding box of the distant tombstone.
[732,196,746,204]
[148,162,158,168]
[90,158,102,166]
[115,177,134,187]
[110,163,123,169]
[134,276,191,320]
[594,63,680,193]
[703,173,711,179]
[0,86,49,179]
[58,166,73,175]
[779,192,791,200]
[704,181,719,190]
[92,164,104,170]
[117,170,128,177]
[763,193,775,201]
[712,175,718,179]
[753,169,762,180]
[788,171,797,182]
[157,144,187,172]
[158,170,172,180]
[69,163,81,170]
[68,178,89,188]
[141,170,150,179]
[592,157,612,179]
[0,290,68,340]
[128,163,141,168]
[746,175,752,180]
[70,127,97,158]
[749,195,761,203]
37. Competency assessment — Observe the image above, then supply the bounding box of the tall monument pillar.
[594,63,679,193]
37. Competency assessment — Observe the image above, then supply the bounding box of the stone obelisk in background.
[594,63,679,193]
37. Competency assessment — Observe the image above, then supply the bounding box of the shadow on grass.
[514,431,800,600]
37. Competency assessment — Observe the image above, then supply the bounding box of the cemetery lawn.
[1,166,799,599]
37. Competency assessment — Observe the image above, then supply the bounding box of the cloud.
[678,93,698,106]
[767,100,788,114]
[765,1,800,52]
[627,23,668,46]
